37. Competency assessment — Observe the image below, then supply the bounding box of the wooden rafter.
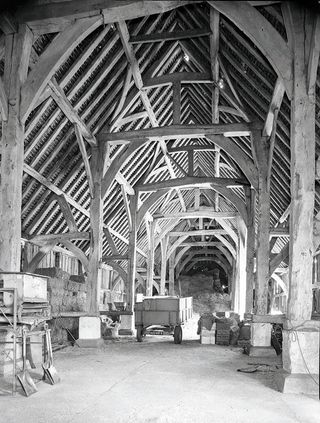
[49,79,97,146]
[209,1,293,98]
[20,16,102,122]
[118,111,148,126]
[107,227,147,259]
[74,124,94,197]
[307,15,320,95]
[23,164,90,218]
[111,64,132,122]
[0,76,8,121]
[121,186,133,231]
[117,19,187,211]
[210,7,220,123]
[103,227,119,255]
[263,78,285,138]
[54,193,78,232]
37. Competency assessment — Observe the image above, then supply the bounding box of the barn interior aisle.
[0,1,320,420]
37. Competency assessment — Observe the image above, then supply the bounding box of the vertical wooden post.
[160,236,168,295]
[288,6,315,323]
[127,195,138,311]
[251,130,270,315]
[168,251,175,295]
[232,249,240,313]
[146,221,156,296]
[237,216,247,317]
[245,187,256,313]
[0,25,32,271]
[86,143,105,314]
[210,8,220,211]
[230,257,236,309]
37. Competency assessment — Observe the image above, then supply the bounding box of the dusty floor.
[1,318,320,423]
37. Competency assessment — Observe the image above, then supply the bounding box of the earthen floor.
[1,319,320,423]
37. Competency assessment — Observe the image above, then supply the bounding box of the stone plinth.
[251,322,272,346]
[249,322,276,357]
[275,372,319,395]
[119,314,135,336]
[77,316,102,347]
[276,327,319,394]
[282,328,319,374]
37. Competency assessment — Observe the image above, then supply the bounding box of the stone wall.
[177,273,231,314]
[35,267,87,314]
[35,267,87,344]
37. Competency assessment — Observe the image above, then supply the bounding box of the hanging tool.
[17,329,37,397]
[42,325,60,385]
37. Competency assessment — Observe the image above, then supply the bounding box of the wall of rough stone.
[34,267,87,344]
[177,273,231,315]
[35,267,87,314]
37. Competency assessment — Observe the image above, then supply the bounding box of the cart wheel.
[174,325,182,344]
[137,326,143,342]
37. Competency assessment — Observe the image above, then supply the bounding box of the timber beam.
[169,145,218,153]
[15,1,190,33]
[169,229,228,237]
[102,254,129,262]
[270,227,290,237]
[98,122,261,142]
[30,231,90,244]
[130,27,212,44]
[143,72,212,88]
[136,176,249,192]
[269,243,289,275]
[153,211,238,220]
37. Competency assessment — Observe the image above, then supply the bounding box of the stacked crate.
[200,324,216,344]
[215,322,231,345]
[199,313,216,345]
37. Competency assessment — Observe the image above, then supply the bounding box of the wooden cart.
[134,296,193,343]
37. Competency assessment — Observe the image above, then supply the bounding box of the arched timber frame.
[0,1,317,340]
[177,251,231,278]
[136,185,248,230]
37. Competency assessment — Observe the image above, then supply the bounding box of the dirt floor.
[1,316,320,423]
